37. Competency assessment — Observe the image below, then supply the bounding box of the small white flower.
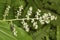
[19,5,23,10]
[24,25,28,29]
[35,25,38,29]
[43,16,49,22]
[55,16,57,20]
[45,20,50,24]
[35,15,38,17]
[38,9,41,12]
[6,5,10,11]
[39,17,43,20]
[31,19,34,23]
[17,11,19,13]
[27,10,32,16]
[6,6,10,10]
[13,31,17,36]
[44,13,49,17]
[42,15,46,19]
[36,12,40,15]
[29,6,32,11]
[25,28,29,32]
[27,12,32,16]
[23,23,27,26]
[51,15,55,20]
[8,5,10,8]
[36,17,39,20]
[26,15,30,20]
[33,22,37,26]
[39,18,45,25]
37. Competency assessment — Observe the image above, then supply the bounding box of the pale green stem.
[0,18,40,22]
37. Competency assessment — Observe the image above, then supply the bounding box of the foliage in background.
[0,0,60,40]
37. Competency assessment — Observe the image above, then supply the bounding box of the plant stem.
[0,18,40,22]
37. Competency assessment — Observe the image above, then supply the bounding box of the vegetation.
[0,0,60,40]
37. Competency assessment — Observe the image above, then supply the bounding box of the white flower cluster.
[20,8,57,31]
[0,5,58,32]
[39,13,57,25]
[33,22,38,29]
[26,6,32,20]
[21,20,29,32]
[13,26,17,36]
[10,23,17,36]
[3,5,10,20]
[35,9,41,20]
[31,19,38,29]
[15,5,23,19]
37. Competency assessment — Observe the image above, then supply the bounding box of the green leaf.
[0,21,32,40]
